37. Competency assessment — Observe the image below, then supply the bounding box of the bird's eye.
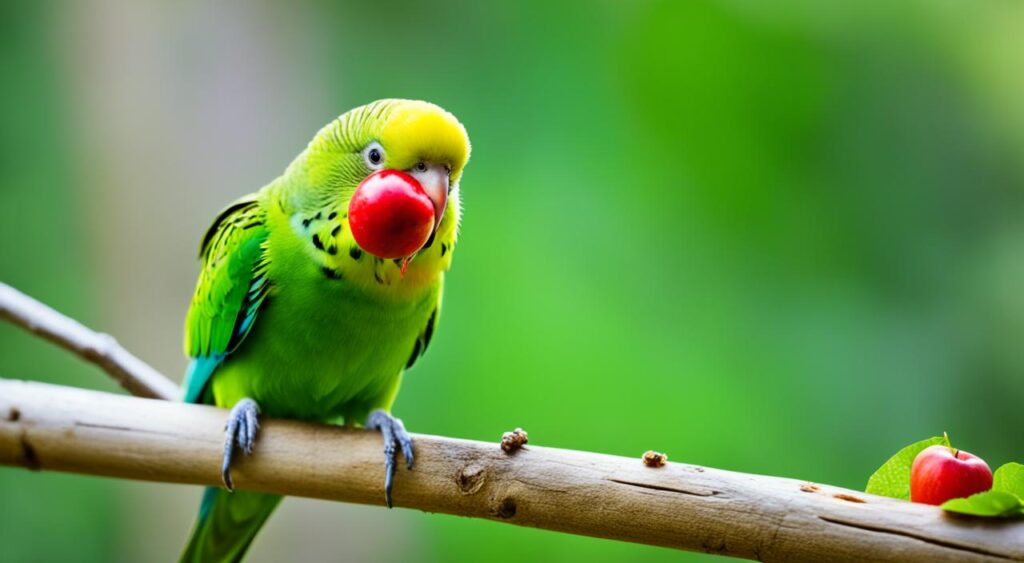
[414,162,427,172]
[362,142,385,170]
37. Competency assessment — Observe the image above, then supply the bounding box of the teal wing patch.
[182,195,270,404]
[183,356,223,404]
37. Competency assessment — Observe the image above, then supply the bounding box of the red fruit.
[910,445,993,505]
[349,170,435,260]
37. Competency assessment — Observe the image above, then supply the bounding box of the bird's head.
[293,99,470,261]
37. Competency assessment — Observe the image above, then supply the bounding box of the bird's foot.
[366,409,414,508]
[221,398,260,492]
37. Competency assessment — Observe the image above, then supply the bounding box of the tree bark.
[1,379,1020,562]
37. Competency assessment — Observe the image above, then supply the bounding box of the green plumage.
[179,99,469,562]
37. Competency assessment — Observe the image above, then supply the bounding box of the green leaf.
[941,490,1024,517]
[993,462,1024,499]
[866,435,950,499]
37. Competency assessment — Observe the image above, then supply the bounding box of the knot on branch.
[456,462,487,495]
[493,497,517,519]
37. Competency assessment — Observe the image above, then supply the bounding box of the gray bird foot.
[366,409,414,508]
[221,398,260,492]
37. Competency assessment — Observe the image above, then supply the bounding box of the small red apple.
[349,170,435,260]
[910,445,993,505]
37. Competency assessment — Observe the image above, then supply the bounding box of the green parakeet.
[178,99,470,562]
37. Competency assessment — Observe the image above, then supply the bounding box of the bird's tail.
[179,487,282,563]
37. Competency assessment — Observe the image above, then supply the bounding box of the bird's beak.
[395,162,448,276]
[408,163,449,234]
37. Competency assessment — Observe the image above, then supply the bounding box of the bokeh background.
[2,1,1023,561]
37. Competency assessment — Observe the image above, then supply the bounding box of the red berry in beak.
[349,170,435,260]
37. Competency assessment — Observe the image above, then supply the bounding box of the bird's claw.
[221,398,260,492]
[366,409,414,508]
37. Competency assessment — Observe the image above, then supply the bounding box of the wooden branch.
[1,380,1021,562]
[1,282,1022,560]
[0,282,178,401]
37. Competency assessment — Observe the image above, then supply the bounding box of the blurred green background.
[2,1,1023,561]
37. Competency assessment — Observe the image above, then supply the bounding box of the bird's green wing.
[405,303,439,369]
[182,195,270,404]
